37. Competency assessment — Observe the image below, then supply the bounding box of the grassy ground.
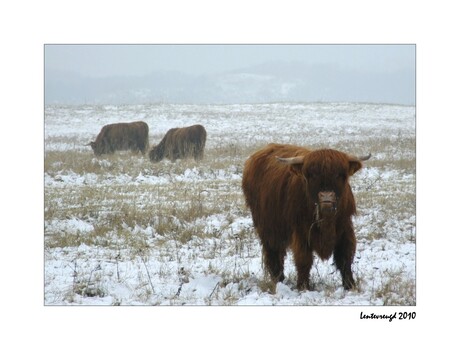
[44,104,416,305]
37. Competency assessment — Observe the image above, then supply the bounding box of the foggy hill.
[45,62,415,105]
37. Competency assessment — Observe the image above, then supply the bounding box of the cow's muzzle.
[317,191,337,215]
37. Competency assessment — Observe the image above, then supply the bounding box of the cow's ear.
[348,153,371,175]
[276,156,304,177]
[348,159,363,176]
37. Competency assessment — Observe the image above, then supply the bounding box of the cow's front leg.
[262,242,286,283]
[334,223,357,290]
[292,240,314,291]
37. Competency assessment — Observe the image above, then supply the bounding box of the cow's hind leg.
[262,242,286,283]
[194,145,204,161]
[138,140,147,154]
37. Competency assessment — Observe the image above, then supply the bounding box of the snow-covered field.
[44,102,415,305]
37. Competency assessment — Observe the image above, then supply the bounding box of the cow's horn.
[276,156,304,165]
[358,153,371,161]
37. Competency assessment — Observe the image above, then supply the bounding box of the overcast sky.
[45,44,415,77]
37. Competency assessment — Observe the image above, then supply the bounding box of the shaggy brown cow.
[87,121,149,156]
[242,143,370,290]
[149,124,207,162]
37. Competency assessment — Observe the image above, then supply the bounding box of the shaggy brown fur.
[149,124,207,162]
[242,143,369,290]
[88,121,149,156]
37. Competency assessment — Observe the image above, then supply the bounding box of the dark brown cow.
[87,121,149,156]
[149,124,207,162]
[242,143,370,290]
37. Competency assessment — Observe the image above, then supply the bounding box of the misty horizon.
[45,44,415,105]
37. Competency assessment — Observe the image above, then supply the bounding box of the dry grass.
[372,268,416,305]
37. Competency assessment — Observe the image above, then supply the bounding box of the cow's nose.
[318,191,336,203]
[318,191,337,213]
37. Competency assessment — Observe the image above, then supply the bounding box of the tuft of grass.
[372,268,416,305]
[257,273,278,294]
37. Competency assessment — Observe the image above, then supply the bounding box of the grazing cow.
[87,121,149,156]
[242,143,370,290]
[149,124,207,162]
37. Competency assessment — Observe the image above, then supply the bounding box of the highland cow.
[242,143,370,290]
[87,121,149,156]
[149,124,207,162]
